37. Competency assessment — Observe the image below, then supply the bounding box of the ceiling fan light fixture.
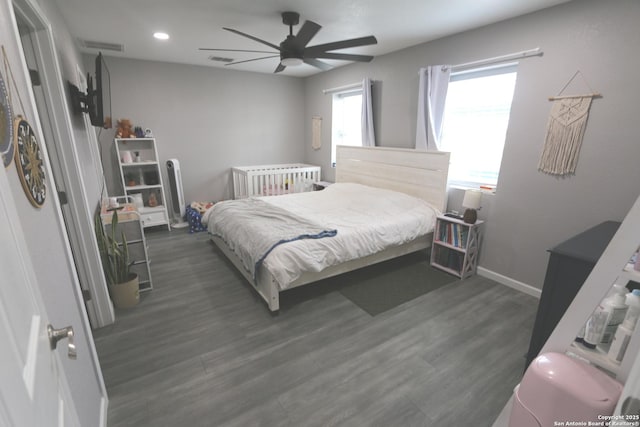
[208,11,378,73]
[280,57,303,67]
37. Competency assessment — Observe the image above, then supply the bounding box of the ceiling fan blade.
[307,52,374,62]
[224,55,280,66]
[274,63,286,73]
[199,48,277,54]
[305,35,378,54]
[303,58,332,71]
[294,20,321,49]
[223,27,281,51]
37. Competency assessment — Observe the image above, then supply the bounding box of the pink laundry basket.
[509,352,623,427]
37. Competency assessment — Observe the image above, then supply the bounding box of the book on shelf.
[434,246,464,271]
[438,221,468,249]
[448,250,463,271]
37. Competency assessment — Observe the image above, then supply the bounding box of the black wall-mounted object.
[68,52,111,128]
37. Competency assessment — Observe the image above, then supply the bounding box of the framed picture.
[14,117,46,207]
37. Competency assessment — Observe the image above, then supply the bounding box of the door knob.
[47,325,77,360]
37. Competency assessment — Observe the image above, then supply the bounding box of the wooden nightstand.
[430,215,483,279]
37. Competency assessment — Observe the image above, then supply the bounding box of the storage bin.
[509,352,622,427]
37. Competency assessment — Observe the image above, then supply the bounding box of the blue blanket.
[185,205,206,233]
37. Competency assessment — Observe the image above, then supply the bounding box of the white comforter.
[203,182,440,290]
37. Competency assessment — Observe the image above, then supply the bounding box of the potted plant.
[95,210,139,308]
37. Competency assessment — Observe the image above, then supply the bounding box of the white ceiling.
[52,0,571,78]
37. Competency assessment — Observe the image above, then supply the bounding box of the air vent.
[208,55,234,63]
[78,39,124,52]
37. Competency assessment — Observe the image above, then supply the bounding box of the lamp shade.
[462,190,482,210]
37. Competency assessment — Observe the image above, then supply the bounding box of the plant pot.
[108,273,139,309]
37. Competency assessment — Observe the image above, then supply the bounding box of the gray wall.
[84,0,640,292]
[303,0,640,290]
[45,3,106,208]
[96,58,305,203]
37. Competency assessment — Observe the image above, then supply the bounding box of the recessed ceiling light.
[153,32,170,40]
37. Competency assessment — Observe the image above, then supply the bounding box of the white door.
[0,164,81,425]
[0,1,107,425]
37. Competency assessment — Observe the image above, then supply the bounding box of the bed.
[204,146,450,311]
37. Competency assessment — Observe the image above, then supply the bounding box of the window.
[331,89,362,167]
[439,64,518,187]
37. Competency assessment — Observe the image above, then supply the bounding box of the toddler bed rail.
[232,163,321,199]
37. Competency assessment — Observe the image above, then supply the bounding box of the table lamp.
[462,189,482,224]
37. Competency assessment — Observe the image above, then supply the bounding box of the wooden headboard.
[335,146,450,212]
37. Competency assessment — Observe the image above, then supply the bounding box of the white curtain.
[361,77,375,147]
[415,66,451,150]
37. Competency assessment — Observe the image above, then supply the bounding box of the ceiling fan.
[200,12,378,73]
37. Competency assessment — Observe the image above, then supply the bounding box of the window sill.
[448,182,497,194]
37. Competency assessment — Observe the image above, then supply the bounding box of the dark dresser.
[525,221,621,368]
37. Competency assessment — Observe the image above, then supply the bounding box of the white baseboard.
[100,395,108,427]
[478,267,541,299]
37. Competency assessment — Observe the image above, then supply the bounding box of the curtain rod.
[322,80,373,95]
[445,47,543,72]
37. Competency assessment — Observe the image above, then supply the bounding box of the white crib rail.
[232,163,321,199]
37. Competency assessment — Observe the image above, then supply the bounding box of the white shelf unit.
[539,195,640,383]
[115,138,170,230]
[100,201,153,293]
[494,197,640,427]
[567,264,640,380]
[430,215,483,279]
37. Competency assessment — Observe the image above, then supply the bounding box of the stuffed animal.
[190,201,214,215]
[116,119,136,138]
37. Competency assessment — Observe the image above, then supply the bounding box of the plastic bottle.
[583,307,609,349]
[584,283,628,350]
[607,289,640,362]
[624,289,640,328]
[599,288,630,349]
[597,284,629,352]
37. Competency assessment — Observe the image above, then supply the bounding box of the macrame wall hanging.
[538,70,600,177]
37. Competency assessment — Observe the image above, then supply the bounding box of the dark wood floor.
[93,228,538,427]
